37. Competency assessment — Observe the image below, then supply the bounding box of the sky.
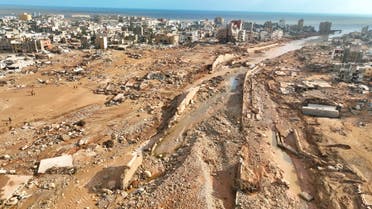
[1,0,372,15]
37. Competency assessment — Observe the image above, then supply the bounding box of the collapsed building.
[227,20,246,42]
[337,64,369,83]
[343,45,365,63]
[0,37,53,53]
[154,33,180,46]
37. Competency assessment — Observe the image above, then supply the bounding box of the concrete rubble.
[211,54,236,71]
[121,150,143,189]
[0,12,370,209]
[302,103,340,118]
[37,155,74,174]
[361,194,372,208]
[299,191,314,202]
[170,86,200,125]
[0,175,32,204]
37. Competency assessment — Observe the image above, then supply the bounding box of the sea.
[0,5,372,35]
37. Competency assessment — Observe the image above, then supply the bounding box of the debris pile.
[41,67,87,82]
[22,121,86,152]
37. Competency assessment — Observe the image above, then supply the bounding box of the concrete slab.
[299,191,314,202]
[38,155,73,174]
[86,150,143,191]
[302,103,340,118]
[121,151,143,189]
[361,194,372,207]
[0,175,32,200]
[176,86,200,115]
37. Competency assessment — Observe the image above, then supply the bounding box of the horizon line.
[1,4,372,17]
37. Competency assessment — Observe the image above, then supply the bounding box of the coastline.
[0,5,371,33]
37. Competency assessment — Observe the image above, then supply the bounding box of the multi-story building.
[343,45,364,63]
[242,22,254,32]
[361,26,369,35]
[319,22,332,35]
[298,19,304,31]
[279,19,286,29]
[264,21,273,33]
[96,36,108,49]
[214,17,224,26]
[271,30,284,40]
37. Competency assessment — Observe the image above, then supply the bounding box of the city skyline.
[1,0,372,15]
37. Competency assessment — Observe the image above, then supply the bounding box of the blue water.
[1,5,371,33]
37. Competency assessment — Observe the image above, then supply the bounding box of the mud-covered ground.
[0,38,370,209]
